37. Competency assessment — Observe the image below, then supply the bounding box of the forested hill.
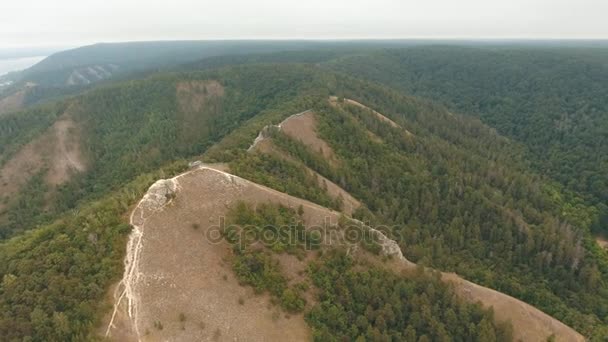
[7,40,428,88]
[0,57,606,340]
[323,46,608,220]
[0,64,327,239]
[213,72,608,338]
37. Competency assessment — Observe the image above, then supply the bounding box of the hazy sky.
[2,0,607,48]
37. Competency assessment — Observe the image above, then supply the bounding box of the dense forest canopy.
[0,64,329,238]
[0,43,606,340]
[216,72,607,337]
[324,46,608,218]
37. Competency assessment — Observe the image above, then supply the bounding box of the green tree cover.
[226,201,320,255]
[224,202,311,312]
[300,93,608,337]
[224,201,513,339]
[0,64,325,238]
[307,251,513,342]
[0,102,67,165]
[325,46,608,224]
[0,60,605,340]
[0,64,334,341]
[200,68,608,336]
[230,152,340,211]
[0,161,187,341]
[14,41,338,86]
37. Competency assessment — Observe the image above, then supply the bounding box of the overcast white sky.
[1,0,607,48]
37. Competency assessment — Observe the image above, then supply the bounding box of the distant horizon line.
[1,37,607,57]
[3,36,608,47]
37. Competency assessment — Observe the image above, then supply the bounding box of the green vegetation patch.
[307,251,513,342]
[224,201,311,312]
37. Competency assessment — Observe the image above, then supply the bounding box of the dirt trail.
[105,178,180,341]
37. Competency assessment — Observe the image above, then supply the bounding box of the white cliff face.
[350,218,415,267]
[66,64,117,86]
[371,228,408,262]
[138,179,180,212]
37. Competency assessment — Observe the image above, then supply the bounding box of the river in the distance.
[0,56,46,77]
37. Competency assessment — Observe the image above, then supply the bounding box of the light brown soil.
[0,135,45,210]
[279,110,338,164]
[0,108,85,210]
[176,80,224,113]
[105,166,584,342]
[443,272,584,342]
[46,116,86,185]
[596,236,608,249]
[104,167,344,341]
[0,90,26,116]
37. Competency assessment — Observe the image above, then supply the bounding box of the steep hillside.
[210,77,608,338]
[106,164,581,341]
[325,46,608,218]
[0,82,38,115]
[0,89,26,115]
[0,65,325,238]
[0,62,606,341]
[0,103,86,214]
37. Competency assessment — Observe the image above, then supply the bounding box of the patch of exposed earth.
[0,90,26,115]
[0,107,85,211]
[105,167,322,342]
[176,80,224,113]
[105,164,583,342]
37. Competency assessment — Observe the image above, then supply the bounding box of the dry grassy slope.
[0,104,85,211]
[0,83,37,116]
[104,166,343,342]
[176,80,224,113]
[103,98,583,341]
[104,163,583,342]
[0,90,26,116]
[279,110,338,162]
[253,138,360,216]
[176,80,225,145]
